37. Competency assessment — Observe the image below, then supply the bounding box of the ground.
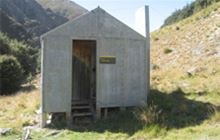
[0,83,219,140]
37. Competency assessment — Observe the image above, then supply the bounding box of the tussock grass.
[0,87,219,140]
[0,89,40,129]
[135,105,162,125]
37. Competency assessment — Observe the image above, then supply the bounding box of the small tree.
[0,32,39,81]
[0,55,24,94]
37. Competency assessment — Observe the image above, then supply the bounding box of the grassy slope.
[151,2,220,98]
[1,3,220,140]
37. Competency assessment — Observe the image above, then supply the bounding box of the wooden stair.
[71,100,95,123]
[73,112,93,117]
[72,105,90,109]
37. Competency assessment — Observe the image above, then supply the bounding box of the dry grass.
[210,106,220,123]
[0,89,40,129]
[150,2,220,104]
[135,105,162,125]
[151,3,220,69]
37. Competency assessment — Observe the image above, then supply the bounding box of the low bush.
[164,48,173,54]
[0,55,24,94]
[0,32,39,94]
[0,32,39,78]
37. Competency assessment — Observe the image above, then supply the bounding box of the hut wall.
[42,36,72,113]
[96,38,147,108]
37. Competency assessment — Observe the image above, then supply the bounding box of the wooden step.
[72,105,90,109]
[73,112,93,117]
[72,100,89,105]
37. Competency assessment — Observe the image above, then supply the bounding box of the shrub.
[8,39,39,77]
[176,26,180,30]
[154,37,159,41]
[0,33,11,55]
[164,48,173,54]
[0,55,24,94]
[0,32,39,81]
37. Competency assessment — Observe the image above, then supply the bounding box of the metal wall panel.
[97,38,147,108]
[42,36,72,112]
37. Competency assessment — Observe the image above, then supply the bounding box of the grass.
[0,85,219,140]
[0,86,40,129]
[145,3,220,138]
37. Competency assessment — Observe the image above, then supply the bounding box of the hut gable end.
[41,7,145,40]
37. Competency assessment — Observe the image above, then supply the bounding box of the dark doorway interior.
[72,40,96,107]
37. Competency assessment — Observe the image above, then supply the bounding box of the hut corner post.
[66,112,73,128]
[40,38,47,128]
[40,112,47,128]
[145,5,150,99]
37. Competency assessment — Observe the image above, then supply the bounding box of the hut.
[40,7,150,127]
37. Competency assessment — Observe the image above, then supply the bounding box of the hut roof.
[41,7,145,40]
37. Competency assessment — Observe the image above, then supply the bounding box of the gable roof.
[41,7,145,40]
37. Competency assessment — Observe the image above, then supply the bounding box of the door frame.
[71,39,97,102]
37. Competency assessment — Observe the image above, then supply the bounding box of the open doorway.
[72,40,96,109]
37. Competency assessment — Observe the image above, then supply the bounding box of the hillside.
[0,0,87,47]
[151,2,220,98]
[0,9,32,42]
[36,0,88,20]
[163,0,220,26]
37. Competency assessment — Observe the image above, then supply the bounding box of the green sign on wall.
[99,56,116,64]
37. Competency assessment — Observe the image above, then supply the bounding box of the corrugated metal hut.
[40,7,149,127]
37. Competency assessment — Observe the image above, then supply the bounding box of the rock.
[192,47,202,55]
[0,128,12,135]
[206,50,218,56]
[46,119,51,124]
[186,67,206,76]
[180,82,190,88]
[187,67,197,76]
[35,107,42,114]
